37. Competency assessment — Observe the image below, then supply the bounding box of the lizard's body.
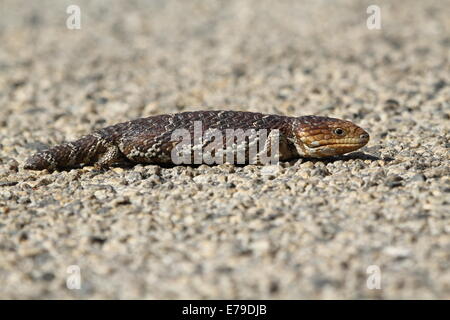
[24,110,370,170]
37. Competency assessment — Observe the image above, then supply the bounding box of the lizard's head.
[293,116,370,158]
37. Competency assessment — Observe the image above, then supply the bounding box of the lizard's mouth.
[307,134,369,148]
[298,135,370,157]
[303,143,364,157]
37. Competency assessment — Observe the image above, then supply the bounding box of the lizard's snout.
[360,133,369,140]
[358,131,370,146]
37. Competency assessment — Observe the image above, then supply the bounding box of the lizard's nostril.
[360,133,369,140]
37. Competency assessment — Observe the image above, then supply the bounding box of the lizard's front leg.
[93,144,131,170]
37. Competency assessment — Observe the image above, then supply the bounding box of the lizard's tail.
[24,135,99,170]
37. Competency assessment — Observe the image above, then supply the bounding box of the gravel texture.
[0,0,449,299]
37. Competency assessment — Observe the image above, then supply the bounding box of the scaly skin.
[24,110,370,170]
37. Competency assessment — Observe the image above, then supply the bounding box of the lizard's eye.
[334,128,346,136]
